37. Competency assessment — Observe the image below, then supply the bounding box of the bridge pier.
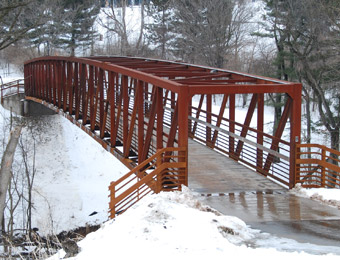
[1,94,55,117]
[1,93,25,115]
[23,99,56,116]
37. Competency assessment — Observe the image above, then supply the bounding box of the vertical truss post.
[289,84,302,188]
[36,63,40,98]
[39,62,44,98]
[46,64,50,101]
[36,62,41,98]
[57,61,62,108]
[111,76,122,148]
[188,97,192,135]
[74,63,80,118]
[229,94,235,156]
[206,94,212,147]
[41,62,45,100]
[48,63,53,103]
[257,93,264,172]
[144,83,149,116]
[137,80,144,164]
[88,66,95,130]
[122,75,129,156]
[171,91,176,121]
[81,64,88,125]
[178,86,189,186]
[62,62,67,111]
[124,82,138,158]
[35,62,39,98]
[53,62,58,106]
[109,71,116,146]
[98,68,104,132]
[66,62,73,114]
[157,86,164,150]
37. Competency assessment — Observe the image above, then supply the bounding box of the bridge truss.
[24,56,302,197]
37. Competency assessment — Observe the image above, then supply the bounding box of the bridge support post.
[178,86,189,186]
[289,83,302,188]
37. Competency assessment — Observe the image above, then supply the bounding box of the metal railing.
[0,78,25,103]
[296,144,340,188]
[109,147,187,218]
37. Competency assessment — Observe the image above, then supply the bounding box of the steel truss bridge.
[19,56,340,218]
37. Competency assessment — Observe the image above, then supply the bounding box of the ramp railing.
[296,144,340,188]
[109,147,187,218]
[0,78,25,103]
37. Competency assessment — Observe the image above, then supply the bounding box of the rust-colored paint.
[24,56,303,190]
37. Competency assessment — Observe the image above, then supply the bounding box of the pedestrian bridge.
[3,56,338,217]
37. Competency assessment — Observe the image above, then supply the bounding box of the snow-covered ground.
[28,114,129,235]
[46,187,340,260]
[0,97,129,236]
[291,185,340,209]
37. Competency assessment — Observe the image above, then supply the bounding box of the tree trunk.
[0,126,22,232]
[329,129,339,187]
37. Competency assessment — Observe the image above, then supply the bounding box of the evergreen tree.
[60,0,100,56]
[145,0,173,59]
[263,0,340,151]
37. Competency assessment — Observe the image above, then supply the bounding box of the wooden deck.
[188,139,285,194]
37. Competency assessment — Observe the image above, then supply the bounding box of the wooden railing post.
[156,150,163,193]
[109,181,116,219]
[321,149,326,188]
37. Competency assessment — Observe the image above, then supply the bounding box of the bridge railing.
[296,144,340,188]
[1,78,25,103]
[109,147,187,218]
[189,103,291,187]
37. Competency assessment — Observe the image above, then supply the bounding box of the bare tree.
[0,1,43,51]
[170,0,251,68]
[0,126,22,232]
[100,0,146,55]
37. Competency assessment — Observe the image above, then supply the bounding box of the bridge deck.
[188,139,284,194]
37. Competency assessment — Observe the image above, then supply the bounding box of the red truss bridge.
[18,56,340,218]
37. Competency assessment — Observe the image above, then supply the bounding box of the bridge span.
[20,56,340,217]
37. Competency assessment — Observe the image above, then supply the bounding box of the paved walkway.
[188,139,340,252]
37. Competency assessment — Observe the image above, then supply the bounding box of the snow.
[1,75,340,259]
[47,187,339,260]
[291,184,340,209]
[27,114,129,235]
[0,97,129,236]
[0,7,339,255]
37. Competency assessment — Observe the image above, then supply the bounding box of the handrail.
[109,147,187,218]
[1,78,25,103]
[296,143,340,188]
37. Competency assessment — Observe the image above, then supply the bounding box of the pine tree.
[264,0,340,152]
[60,0,100,56]
[145,0,173,59]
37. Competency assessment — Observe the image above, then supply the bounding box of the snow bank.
[48,187,338,260]
[291,184,340,209]
[25,114,129,235]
